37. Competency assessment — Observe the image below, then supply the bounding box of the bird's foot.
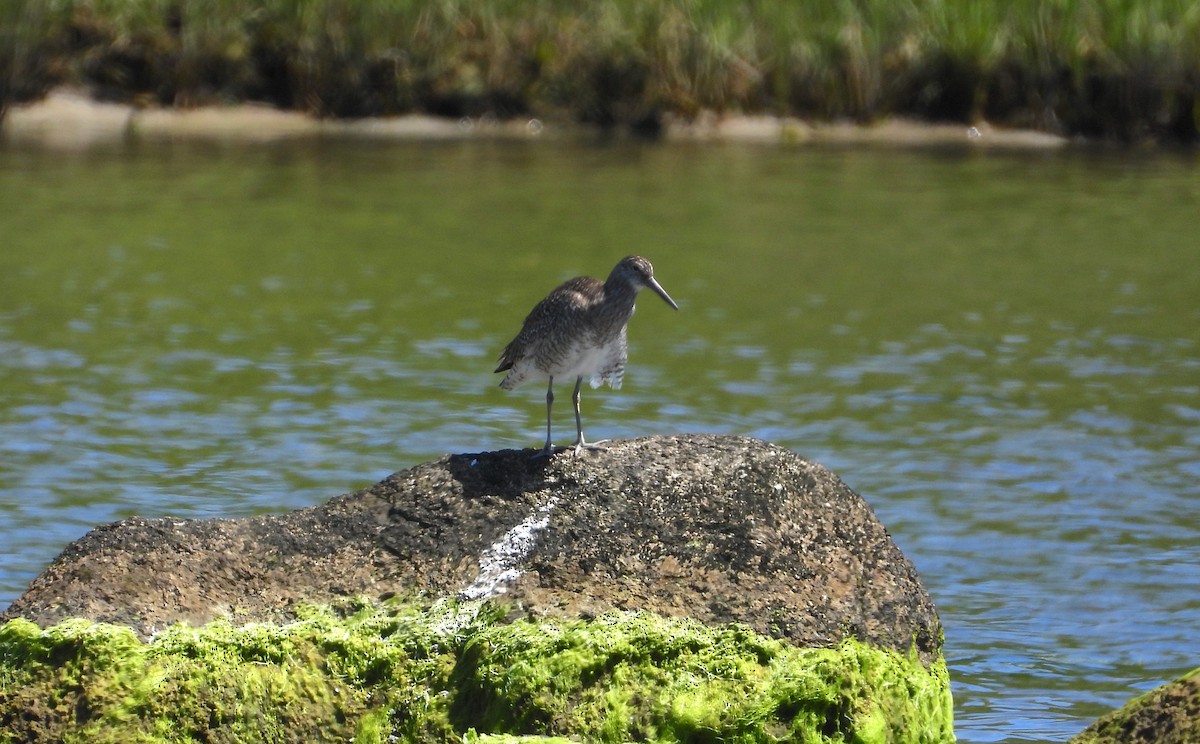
[528,439,607,459]
[569,438,609,455]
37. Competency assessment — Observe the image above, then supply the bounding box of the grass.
[0,598,955,743]
[2,0,1198,141]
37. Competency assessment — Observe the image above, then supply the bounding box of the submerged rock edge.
[0,598,955,744]
[1069,666,1200,744]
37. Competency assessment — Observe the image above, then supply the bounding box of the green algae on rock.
[452,610,953,743]
[0,598,954,743]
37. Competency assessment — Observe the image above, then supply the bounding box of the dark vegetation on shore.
[2,0,1199,142]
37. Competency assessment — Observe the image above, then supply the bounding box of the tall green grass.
[2,0,1198,140]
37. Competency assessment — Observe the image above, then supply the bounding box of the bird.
[495,255,679,456]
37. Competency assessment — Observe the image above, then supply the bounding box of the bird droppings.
[459,497,559,601]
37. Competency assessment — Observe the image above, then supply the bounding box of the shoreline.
[3,88,1068,151]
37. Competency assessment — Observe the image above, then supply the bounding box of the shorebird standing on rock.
[495,255,679,456]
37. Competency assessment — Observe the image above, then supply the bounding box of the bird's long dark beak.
[648,277,680,310]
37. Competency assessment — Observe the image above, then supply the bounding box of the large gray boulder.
[2,434,941,663]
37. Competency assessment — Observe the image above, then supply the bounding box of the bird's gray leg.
[533,376,556,458]
[571,376,608,453]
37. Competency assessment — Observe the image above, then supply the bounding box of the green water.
[2,135,1198,742]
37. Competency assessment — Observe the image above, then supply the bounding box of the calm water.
[1,133,1198,742]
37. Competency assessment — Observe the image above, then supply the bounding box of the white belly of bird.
[551,339,621,388]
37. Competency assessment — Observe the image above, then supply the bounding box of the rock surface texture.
[3,435,941,664]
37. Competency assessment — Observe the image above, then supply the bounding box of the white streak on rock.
[458,497,558,601]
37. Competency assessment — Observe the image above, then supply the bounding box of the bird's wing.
[496,278,597,371]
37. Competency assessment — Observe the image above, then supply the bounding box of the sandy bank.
[4,88,1067,150]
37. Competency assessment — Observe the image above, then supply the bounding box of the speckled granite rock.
[2,434,942,664]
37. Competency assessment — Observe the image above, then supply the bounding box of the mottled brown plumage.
[496,255,679,455]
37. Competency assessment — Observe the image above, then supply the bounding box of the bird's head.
[611,255,679,310]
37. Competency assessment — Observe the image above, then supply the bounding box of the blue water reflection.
[2,139,1198,742]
